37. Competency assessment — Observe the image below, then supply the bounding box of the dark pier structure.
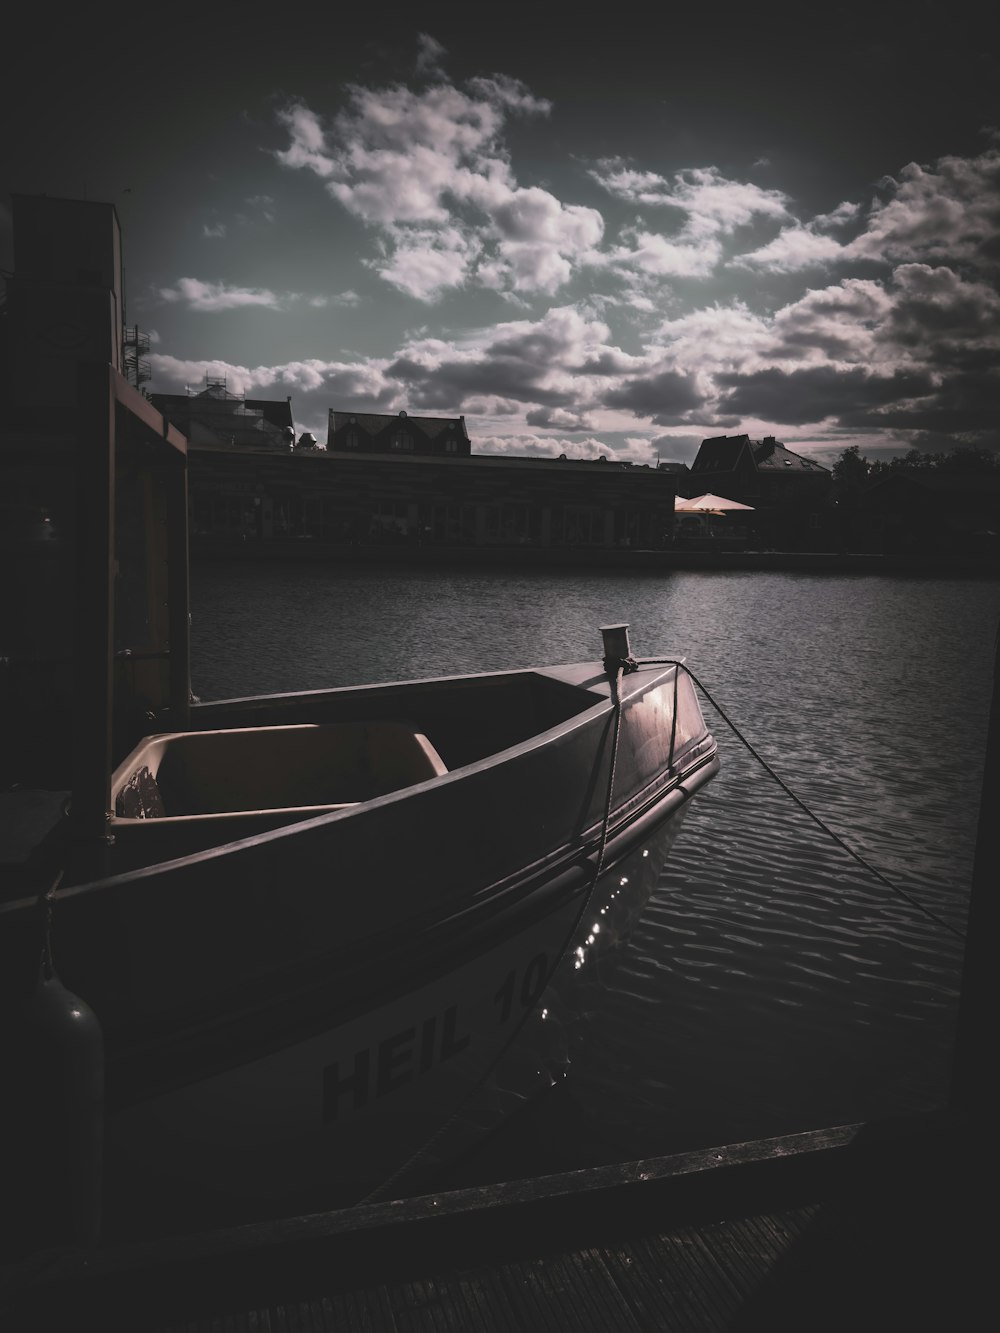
[0,1110,986,1331]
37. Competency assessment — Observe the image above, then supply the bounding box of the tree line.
[832,445,1000,495]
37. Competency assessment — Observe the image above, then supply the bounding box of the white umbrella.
[675,493,755,512]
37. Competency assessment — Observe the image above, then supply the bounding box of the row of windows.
[191,494,664,547]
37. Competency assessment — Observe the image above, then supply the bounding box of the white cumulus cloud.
[159,278,282,311]
[591,160,791,238]
[274,59,606,301]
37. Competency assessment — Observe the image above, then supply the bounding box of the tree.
[832,444,1000,490]
[831,446,870,497]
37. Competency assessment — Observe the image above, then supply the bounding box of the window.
[483,503,535,544]
[558,506,606,546]
[371,500,411,539]
[391,433,413,451]
[344,431,360,449]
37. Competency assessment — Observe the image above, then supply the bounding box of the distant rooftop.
[693,434,828,474]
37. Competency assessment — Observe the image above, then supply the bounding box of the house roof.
[149,390,289,447]
[693,435,748,470]
[246,398,294,430]
[693,433,828,474]
[329,411,470,441]
[752,437,826,472]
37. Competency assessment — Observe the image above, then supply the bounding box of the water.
[190,559,999,1180]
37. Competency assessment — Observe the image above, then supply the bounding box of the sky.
[4,0,999,467]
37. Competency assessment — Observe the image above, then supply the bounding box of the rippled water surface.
[190,559,999,1176]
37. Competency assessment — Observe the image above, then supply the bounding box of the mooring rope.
[639,657,967,944]
[593,665,624,882]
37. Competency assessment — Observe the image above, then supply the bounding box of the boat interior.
[108,669,605,863]
[112,721,448,824]
[191,668,603,772]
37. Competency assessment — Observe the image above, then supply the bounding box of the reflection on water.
[191,559,999,1175]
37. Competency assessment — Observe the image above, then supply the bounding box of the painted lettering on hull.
[320,951,552,1123]
[322,1004,470,1121]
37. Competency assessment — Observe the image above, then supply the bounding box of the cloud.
[487,188,604,293]
[768,280,893,361]
[475,433,655,461]
[151,231,1000,450]
[651,433,704,463]
[415,32,446,78]
[525,405,595,430]
[738,147,1000,274]
[202,222,227,239]
[273,103,337,179]
[385,305,621,411]
[274,63,606,301]
[238,195,276,225]
[813,200,863,232]
[604,368,705,425]
[591,160,790,238]
[653,303,772,373]
[159,278,282,311]
[172,82,1000,457]
[852,149,1000,268]
[160,278,366,313]
[887,263,1000,356]
[372,225,480,299]
[605,228,721,278]
[714,364,936,426]
[149,354,395,402]
[276,79,539,226]
[589,162,792,281]
[735,226,845,272]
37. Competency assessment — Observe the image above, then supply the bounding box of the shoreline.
[190,538,1000,578]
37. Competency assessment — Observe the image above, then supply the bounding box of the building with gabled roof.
[150,381,295,451]
[328,409,471,457]
[691,434,828,496]
[689,433,832,548]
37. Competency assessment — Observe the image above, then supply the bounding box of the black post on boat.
[949,619,999,1122]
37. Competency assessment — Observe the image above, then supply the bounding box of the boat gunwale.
[1,658,702,914]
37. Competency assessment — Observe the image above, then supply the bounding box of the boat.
[0,195,719,1251]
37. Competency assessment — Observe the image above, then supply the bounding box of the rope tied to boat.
[639,656,967,944]
[37,869,64,982]
[593,664,625,882]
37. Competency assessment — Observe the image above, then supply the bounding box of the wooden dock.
[1,1110,983,1332]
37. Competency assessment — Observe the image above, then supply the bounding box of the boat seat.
[112,722,448,821]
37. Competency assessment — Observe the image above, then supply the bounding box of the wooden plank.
[597,1242,692,1332]
[1,1113,974,1332]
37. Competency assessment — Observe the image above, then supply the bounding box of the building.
[150,382,295,451]
[328,410,471,457]
[689,434,832,548]
[187,443,679,552]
